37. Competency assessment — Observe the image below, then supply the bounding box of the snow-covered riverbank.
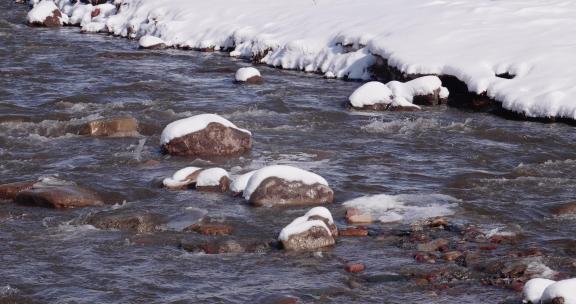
[28,0,576,120]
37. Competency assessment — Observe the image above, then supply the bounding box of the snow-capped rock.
[160,114,252,156]
[279,207,336,251]
[523,278,556,304]
[196,168,230,192]
[235,67,262,84]
[349,76,448,111]
[139,35,167,49]
[243,165,334,207]
[541,278,576,304]
[163,167,203,189]
[229,170,256,196]
[27,1,68,27]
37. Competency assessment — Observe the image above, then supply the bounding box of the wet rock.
[161,117,252,157]
[181,237,273,254]
[345,208,372,224]
[27,2,67,28]
[185,223,233,235]
[550,202,576,217]
[248,177,333,207]
[14,184,103,209]
[279,224,335,251]
[86,208,164,233]
[345,262,365,273]
[417,239,449,252]
[78,116,139,137]
[0,180,36,201]
[339,227,369,237]
[278,207,336,251]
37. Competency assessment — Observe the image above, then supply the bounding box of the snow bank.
[230,170,256,193]
[27,1,67,25]
[32,0,576,119]
[235,67,261,82]
[541,278,576,304]
[196,168,229,187]
[523,278,556,303]
[163,166,202,188]
[139,35,166,48]
[243,165,329,200]
[343,194,458,223]
[278,207,333,241]
[160,114,251,145]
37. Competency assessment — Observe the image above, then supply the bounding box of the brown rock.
[28,9,63,28]
[281,226,335,251]
[339,227,369,237]
[244,75,263,84]
[345,208,372,224]
[248,177,334,207]
[412,88,446,106]
[14,185,103,209]
[87,208,164,233]
[416,239,449,252]
[163,169,203,190]
[186,223,233,235]
[308,214,338,237]
[345,262,365,273]
[196,176,230,193]
[0,181,37,201]
[79,116,139,137]
[349,102,420,112]
[162,122,252,157]
[550,202,576,216]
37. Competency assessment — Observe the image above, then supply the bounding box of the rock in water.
[163,167,203,189]
[0,181,37,201]
[139,35,167,49]
[243,165,333,207]
[14,180,103,209]
[27,1,68,27]
[87,208,165,233]
[160,114,252,157]
[235,67,263,84]
[79,116,139,137]
[279,207,336,251]
[195,168,230,192]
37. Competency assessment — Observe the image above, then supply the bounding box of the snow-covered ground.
[35,0,576,119]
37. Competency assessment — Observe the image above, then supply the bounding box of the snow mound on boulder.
[243,165,329,200]
[541,278,576,304]
[160,114,251,145]
[139,35,166,48]
[27,1,67,25]
[278,207,334,241]
[163,167,203,188]
[349,76,447,109]
[230,170,256,193]
[343,194,458,223]
[523,278,556,304]
[196,168,229,187]
[235,67,261,82]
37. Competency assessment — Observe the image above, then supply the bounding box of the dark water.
[1,1,576,303]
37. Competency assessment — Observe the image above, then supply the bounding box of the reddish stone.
[186,224,233,235]
[91,8,101,18]
[345,208,372,224]
[0,181,37,201]
[479,245,498,251]
[339,227,368,237]
[345,262,365,273]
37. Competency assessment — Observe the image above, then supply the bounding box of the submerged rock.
[0,180,37,201]
[78,116,139,137]
[550,202,576,217]
[181,237,273,254]
[160,114,252,157]
[243,165,333,207]
[279,207,336,251]
[86,208,164,233]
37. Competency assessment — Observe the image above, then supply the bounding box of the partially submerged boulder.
[348,76,449,111]
[139,35,167,49]
[243,165,333,207]
[196,168,230,192]
[162,167,203,189]
[86,208,164,233]
[279,207,336,251]
[235,67,263,84]
[550,202,576,217]
[27,1,68,27]
[78,116,139,137]
[229,170,256,196]
[14,179,103,209]
[0,181,37,201]
[541,278,576,304]
[160,114,252,157]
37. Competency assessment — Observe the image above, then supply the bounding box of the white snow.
[139,35,166,48]
[162,166,202,188]
[31,0,576,119]
[342,194,458,223]
[243,165,329,200]
[160,114,251,145]
[349,76,446,109]
[541,278,576,304]
[196,168,229,187]
[27,1,66,25]
[523,278,556,303]
[278,207,334,241]
[235,67,261,82]
[229,170,256,193]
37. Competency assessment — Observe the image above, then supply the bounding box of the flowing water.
[1,2,576,303]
